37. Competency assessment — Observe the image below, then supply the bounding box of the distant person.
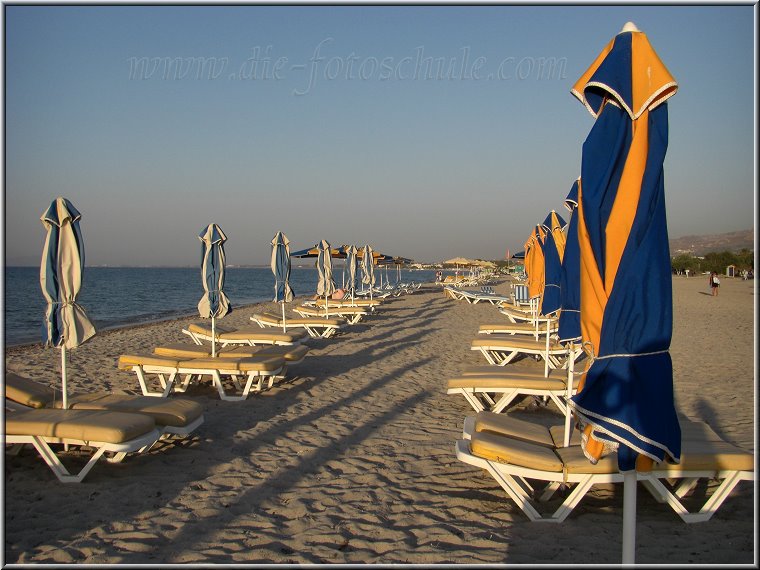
[709,271,720,296]
[685,269,690,278]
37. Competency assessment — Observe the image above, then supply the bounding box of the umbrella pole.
[563,343,574,447]
[61,345,68,410]
[622,471,637,563]
[281,301,287,333]
[211,316,216,357]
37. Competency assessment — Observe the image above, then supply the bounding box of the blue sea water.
[3,266,436,347]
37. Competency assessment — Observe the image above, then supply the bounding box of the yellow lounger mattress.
[6,408,156,444]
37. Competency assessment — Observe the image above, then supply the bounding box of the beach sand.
[3,276,755,564]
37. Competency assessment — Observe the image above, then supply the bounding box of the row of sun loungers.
[5,371,205,483]
[446,277,753,524]
[5,290,408,482]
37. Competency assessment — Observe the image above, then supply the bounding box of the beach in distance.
[3,275,755,564]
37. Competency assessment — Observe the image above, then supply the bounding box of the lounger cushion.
[5,372,56,408]
[178,356,284,372]
[153,343,216,358]
[118,354,180,370]
[473,413,555,447]
[187,323,305,342]
[479,323,540,333]
[447,374,569,390]
[548,425,582,447]
[554,445,618,474]
[297,306,365,315]
[65,395,204,427]
[673,439,754,472]
[154,343,273,359]
[6,409,156,444]
[471,336,564,351]
[253,313,343,327]
[470,431,564,472]
[460,365,548,377]
[252,344,309,362]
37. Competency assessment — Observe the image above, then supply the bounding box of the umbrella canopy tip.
[621,21,640,33]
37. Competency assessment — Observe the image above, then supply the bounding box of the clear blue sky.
[3,4,755,266]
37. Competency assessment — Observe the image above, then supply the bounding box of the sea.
[3,266,437,347]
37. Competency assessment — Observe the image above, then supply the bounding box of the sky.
[2,4,756,266]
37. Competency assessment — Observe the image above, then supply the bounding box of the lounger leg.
[547,475,596,523]
[495,351,519,366]
[491,391,519,413]
[29,437,109,483]
[672,477,700,498]
[458,389,486,413]
[484,462,546,522]
[134,367,177,398]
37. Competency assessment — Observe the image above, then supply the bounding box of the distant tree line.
[671,249,754,275]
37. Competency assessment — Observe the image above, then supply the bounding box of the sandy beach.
[3,275,755,564]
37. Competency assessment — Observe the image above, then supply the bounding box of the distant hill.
[669,229,754,256]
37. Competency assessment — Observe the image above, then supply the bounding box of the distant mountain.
[669,229,754,256]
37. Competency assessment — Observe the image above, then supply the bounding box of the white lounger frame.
[250,315,342,339]
[123,360,285,401]
[455,437,754,524]
[181,327,300,347]
[5,428,162,483]
[293,306,367,325]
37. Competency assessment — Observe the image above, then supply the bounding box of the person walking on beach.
[709,271,720,296]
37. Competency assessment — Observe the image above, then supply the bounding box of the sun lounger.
[455,415,754,523]
[293,304,368,324]
[5,371,204,438]
[5,408,161,482]
[478,316,558,339]
[446,367,579,416]
[312,297,382,309]
[153,342,309,366]
[182,323,306,347]
[117,353,285,400]
[470,332,579,370]
[250,312,344,338]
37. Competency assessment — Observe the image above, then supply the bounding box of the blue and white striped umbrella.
[360,244,376,301]
[40,197,96,409]
[271,231,294,331]
[198,223,231,356]
[316,239,336,316]
[344,244,358,304]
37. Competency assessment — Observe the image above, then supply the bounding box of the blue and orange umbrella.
[525,225,546,303]
[557,179,582,344]
[567,22,680,562]
[539,210,566,316]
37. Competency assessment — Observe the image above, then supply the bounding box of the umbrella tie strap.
[582,341,669,363]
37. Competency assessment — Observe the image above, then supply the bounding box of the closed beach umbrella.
[198,223,231,357]
[526,225,546,304]
[360,244,376,301]
[557,179,582,344]
[568,22,680,563]
[271,231,295,332]
[345,244,358,304]
[316,239,336,316]
[40,197,96,409]
[539,210,566,316]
